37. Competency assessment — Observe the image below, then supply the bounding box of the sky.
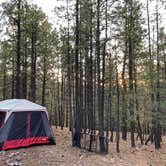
[30,0,166,29]
[30,0,66,27]
[31,0,56,23]
[0,0,165,29]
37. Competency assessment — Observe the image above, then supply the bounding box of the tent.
[0,99,55,151]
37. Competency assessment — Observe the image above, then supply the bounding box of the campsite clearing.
[0,127,166,166]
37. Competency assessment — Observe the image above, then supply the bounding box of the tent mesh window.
[0,112,5,128]
[8,112,28,140]
[30,112,46,137]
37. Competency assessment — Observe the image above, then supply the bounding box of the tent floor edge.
[0,142,3,151]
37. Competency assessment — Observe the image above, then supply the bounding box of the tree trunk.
[134,64,143,144]
[42,54,46,106]
[11,58,15,98]
[15,0,21,99]
[115,50,120,153]
[22,35,28,99]
[121,53,127,141]
[30,33,36,102]
[128,0,135,148]
[73,0,81,148]
[155,0,161,149]
[3,62,7,100]
[96,0,106,153]
[66,0,73,131]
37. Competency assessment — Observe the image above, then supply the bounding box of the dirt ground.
[0,127,166,166]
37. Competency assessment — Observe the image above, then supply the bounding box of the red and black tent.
[0,99,55,150]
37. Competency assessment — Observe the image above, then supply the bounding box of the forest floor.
[0,127,166,166]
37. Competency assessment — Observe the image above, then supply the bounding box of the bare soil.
[0,127,166,166]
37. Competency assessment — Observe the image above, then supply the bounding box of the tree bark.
[73,0,81,148]
[128,0,135,148]
[42,54,46,106]
[115,49,120,153]
[22,35,28,99]
[155,0,161,149]
[121,53,127,141]
[30,32,37,102]
[15,0,21,99]
[66,0,73,131]
[3,61,7,100]
[96,0,106,153]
